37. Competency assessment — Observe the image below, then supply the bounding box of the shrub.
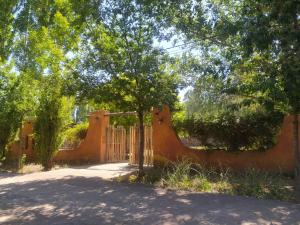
[176,110,283,151]
[63,123,88,147]
[34,88,74,170]
[130,161,294,201]
[0,67,24,159]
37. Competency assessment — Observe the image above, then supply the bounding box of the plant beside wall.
[124,161,295,202]
[175,110,283,151]
[34,75,74,170]
[0,63,37,160]
[62,123,88,148]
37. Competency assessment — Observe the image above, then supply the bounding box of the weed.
[18,154,26,172]
[127,160,295,201]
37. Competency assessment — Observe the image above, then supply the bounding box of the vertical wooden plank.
[115,126,117,161]
[122,128,125,160]
[120,127,122,160]
[123,128,125,160]
[129,127,131,164]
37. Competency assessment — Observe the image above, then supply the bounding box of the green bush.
[63,123,88,146]
[0,66,26,159]
[176,110,283,151]
[34,85,74,171]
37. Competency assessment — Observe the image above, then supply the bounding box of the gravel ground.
[0,163,300,225]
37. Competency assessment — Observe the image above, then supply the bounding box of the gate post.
[98,111,109,162]
[80,110,109,163]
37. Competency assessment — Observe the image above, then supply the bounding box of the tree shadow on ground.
[0,175,300,225]
[0,171,20,179]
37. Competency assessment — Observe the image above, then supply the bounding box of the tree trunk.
[138,111,145,178]
[293,114,300,201]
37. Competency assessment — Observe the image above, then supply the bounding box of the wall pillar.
[77,110,109,163]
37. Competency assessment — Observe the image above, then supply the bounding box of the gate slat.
[105,125,153,165]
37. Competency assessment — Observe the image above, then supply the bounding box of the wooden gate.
[105,126,127,162]
[128,126,153,166]
[105,125,153,165]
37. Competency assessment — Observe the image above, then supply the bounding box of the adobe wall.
[54,110,109,163]
[152,107,299,173]
[8,120,35,162]
[9,107,299,173]
[8,111,109,164]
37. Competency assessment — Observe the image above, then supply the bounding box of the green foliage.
[0,0,17,60]
[178,109,283,151]
[161,161,212,191]
[127,161,294,201]
[76,0,179,173]
[34,77,74,170]
[176,55,287,151]
[0,65,21,158]
[79,0,179,113]
[63,122,88,146]
[9,0,79,170]
[0,61,36,159]
[231,168,294,201]
[146,0,298,156]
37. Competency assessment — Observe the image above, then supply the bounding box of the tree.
[0,63,24,159]
[233,0,300,199]
[0,0,37,157]
[148,0,300,198]
[11,0,81,169]
[78,0,178,176]
[34,75,73,170]
[0,0,18,61]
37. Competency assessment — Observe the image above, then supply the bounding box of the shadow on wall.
[8,111,109,164]
[152,106,300,173]
[54,110,109,164]
[8,106,300,173]
[8,120,35,162]
[1,176,300,224]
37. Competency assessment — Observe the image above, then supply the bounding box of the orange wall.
[8,120,35,161]
[8,111,109,164]
[54,110,109,163]
[9,107,299,173]
[152,107,299,173]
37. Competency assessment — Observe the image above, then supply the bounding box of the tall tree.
[0,0,18,60]
[11,0,82,169]
[0,62,31,159]
[78,0,178,176]
[149,0,300,198]
[234,0,300,198]
[0,0,37,159]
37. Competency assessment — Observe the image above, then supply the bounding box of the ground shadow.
[1,175,300,225]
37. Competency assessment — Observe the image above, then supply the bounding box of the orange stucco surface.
[8,107,299,173]
[8,111,109,164]
[8,120,35,162]
[152,107,300,173]
[54,111,109,163]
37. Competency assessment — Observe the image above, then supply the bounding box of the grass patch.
[125,161,295,202]
[0,162,69,174]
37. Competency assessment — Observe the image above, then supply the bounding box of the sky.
[153,36,192,102]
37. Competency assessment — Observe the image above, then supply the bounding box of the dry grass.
[1,162,69,174]
[124,161,295,202]
[20,163,44,173]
